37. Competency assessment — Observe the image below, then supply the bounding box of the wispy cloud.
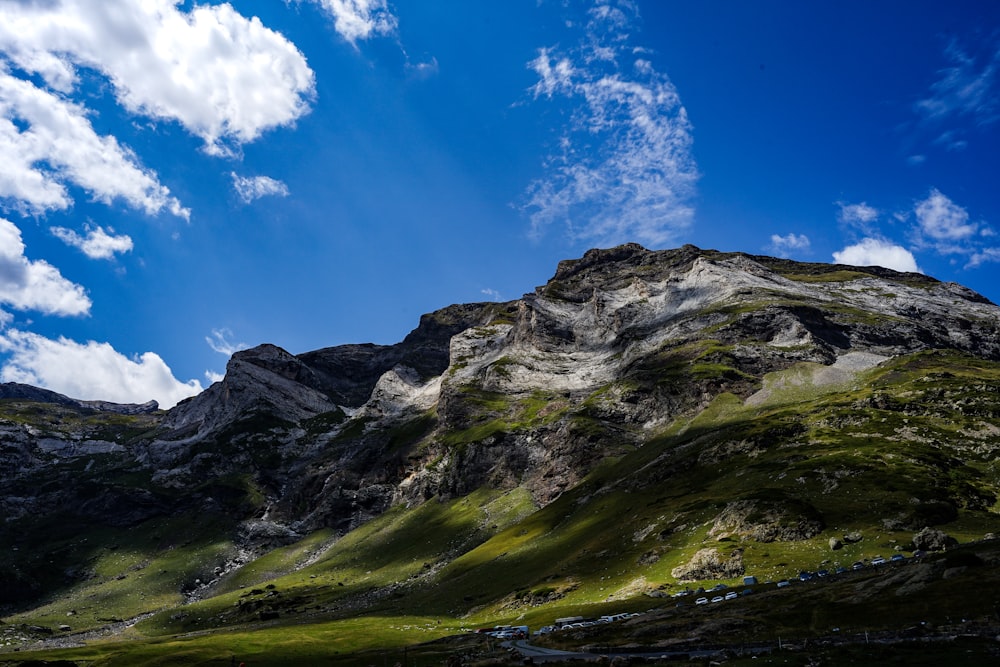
[206,328,249,357]
[968,247,1000,268]
[480,288,502,302]
[406,56,439,80]
[523,1,698,248]
[837,201,879,226]
[913,188,978,244]
[51,224,133,260]
[832,238,921,274]
[832,188,998,270]
[909,188,999,266]
[915,39,1000,126]
[231,173,290,204]
[310,0,398,45]
[0,328,202,409]
[0,218,90,316]
[767,233,810,258]
[908,36,1000,158]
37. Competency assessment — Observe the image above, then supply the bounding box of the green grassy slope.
[2,350,999,665]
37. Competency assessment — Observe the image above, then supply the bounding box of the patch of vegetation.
[760,255,938,288]
[2,512,239,632]
[387,412,438,452]
[301,408,348,436]
[6,351,1000,666]
[0,400,161,443]
[782,269,875,283]
[212,411,296,449]
[439,388,568,449]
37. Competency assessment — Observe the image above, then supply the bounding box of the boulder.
[912,526,958,552]
[670,548,745,581]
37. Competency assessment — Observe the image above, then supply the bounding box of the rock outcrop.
[2,243,1000,581]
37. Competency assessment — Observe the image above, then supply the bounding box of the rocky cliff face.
[390,244,1000,508]
[3,243,999,553]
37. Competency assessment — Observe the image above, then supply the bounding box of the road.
[504,639,597,662]
[503,639,737,663]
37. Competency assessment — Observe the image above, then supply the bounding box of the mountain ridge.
[2,243,1000,664]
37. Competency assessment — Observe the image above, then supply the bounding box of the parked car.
[695,597,709,605]
[891,554,905,563]
[724,591,738,600]
[852,561,865,570]
[777,580,791,588]
[710,595,725,603]
[871,556,887,566]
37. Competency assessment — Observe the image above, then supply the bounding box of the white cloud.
[0,328,202,409]
[831,190,994,271]
[832,238,921,273]
[0,218,90,316]
[205,369,225,384]
[312,0,398,45]
[837,201,879,229]
[914,188,977,243]
[231,173,290,203]
[523,2,698,247]
[768,233,810,257]
[206,328,248,356]
[0,0,315,156]
[50,224,133,260]
[0,67,188,218]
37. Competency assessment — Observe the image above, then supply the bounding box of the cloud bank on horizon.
[0,1,997,408]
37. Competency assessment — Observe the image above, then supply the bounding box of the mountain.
[2,244,1000,665]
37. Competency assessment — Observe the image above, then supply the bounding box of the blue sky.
[0,0,998,408]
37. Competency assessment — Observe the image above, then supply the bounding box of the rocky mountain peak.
[4,244,1000,645]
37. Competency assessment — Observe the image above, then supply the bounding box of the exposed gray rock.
[913,526,958,551]
[671,548,745,581]
[3,242,1000,610]
[708,499,825,543]
[0,382,158,414]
